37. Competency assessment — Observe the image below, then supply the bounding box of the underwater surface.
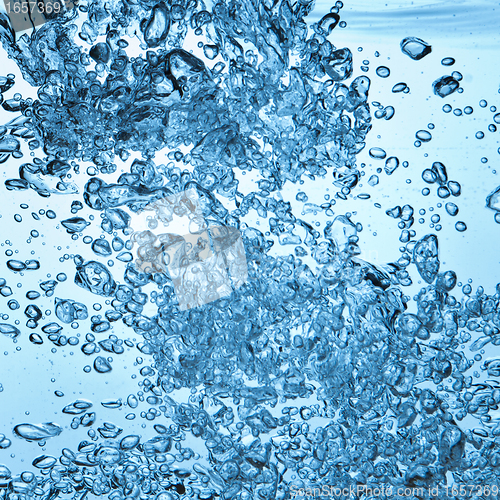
[0,0,500,498]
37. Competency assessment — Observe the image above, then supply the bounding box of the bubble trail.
[0,0,499,498]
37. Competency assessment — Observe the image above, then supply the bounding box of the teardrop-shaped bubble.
[92,239,112,256]
[61,217,90,233]
[368,147,387,159]
[112,237,124,251]
[400,37,432,60]
[445,203,459,216]
[392,82,407,93]
[384,157,399,175]
[120,435,140,450]
[32,455,57,469]
[116,251,133,262]
[13,423,63,441]
[486,186,500,211]
[94,356,112,373]
[0,323,20,339]
[416,130,432,142]
[29,333,43,344]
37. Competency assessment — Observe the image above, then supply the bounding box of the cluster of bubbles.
[0,0,500,499]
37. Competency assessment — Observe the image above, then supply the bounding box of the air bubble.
[375,66,390,78]
[368,147,386,159]
[392,82,407,93]
[416,130,432,142]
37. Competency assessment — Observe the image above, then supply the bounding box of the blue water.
[0,0,500,498]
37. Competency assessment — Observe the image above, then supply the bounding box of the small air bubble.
[441,57,455,66]
[416,130,432,142]
[375,66,390,78]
